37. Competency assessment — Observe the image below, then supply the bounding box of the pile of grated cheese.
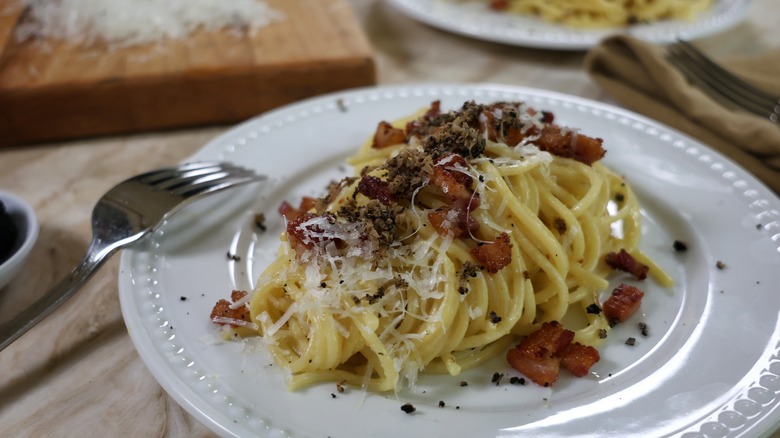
[14,0,284,48]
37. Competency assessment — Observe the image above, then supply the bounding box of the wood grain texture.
[0,0,376,146]
[0,0,22,62]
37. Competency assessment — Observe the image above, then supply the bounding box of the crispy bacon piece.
[522,107,555,124]
[506,321,574,387]
[536,125,605,165]
[489,0,509,10]
[286,212,349,255]
[405,100,442,137]
[480,110,525,146]
[279,201,300,222]
[437,154,473,185]
[507,321,600,386]
[285,212,319,251]
[284,212,353,260]
[210,290,250,327]
[298,196,318,213]
[481,104,551,145]
[281,197,357,259]
[357,175,395,205]
[602,283,644,324]
[605,249,649,280]
[507,350,559,387]
[429,154,480,211]
[279,196,318,222]
[431,165,476,205]
[427,200,479,238]
[372,121,407,149]
[427,154,484,238]
[471,232,512,273]
[480,109,605,165]
[559,342,600,377]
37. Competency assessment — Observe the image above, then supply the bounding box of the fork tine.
[672,41,778,106]
[669,51,771,116]
[667,41,780,120]
[136,162,264,195]
[171,173,267,198]
[152,167,243,190]
[139,162,229,185]
[161,168,253,191]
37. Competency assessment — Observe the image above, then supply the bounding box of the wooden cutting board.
[0,0,376,146]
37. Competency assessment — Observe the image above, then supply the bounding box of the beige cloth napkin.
[584,35,780,194]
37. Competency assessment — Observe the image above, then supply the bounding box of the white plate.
[119,83,780,438]
[385,0,752,50]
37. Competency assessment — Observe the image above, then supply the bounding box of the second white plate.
[386,0,752,50]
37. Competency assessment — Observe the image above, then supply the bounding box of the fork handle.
[0,238,119,352]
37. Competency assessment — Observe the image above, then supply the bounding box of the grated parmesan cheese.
[14,0,284,48]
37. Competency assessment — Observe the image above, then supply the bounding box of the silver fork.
[0,161,266,352]
[666,40,780,124]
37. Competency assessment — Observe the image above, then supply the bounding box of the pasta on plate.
[211,100,670,392]
[483,0,712,27]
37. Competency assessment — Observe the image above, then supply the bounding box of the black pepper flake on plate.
[639,322,648,336]
[716,260,726,270]
[509,376,526,385]
[491,372,504,385]
[227,252,241,261]
[460,381,468,387]
[438,400,445,408]
[625,337,636,346]
[400,403,416,414]
[336,98,348,112]
[586,303,601,314]
[331,393,337,399]
[254,213,267,231]
[180,296,187,301]
[673,240,688,252]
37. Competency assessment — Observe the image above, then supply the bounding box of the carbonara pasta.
[484,0,712,27]
[212,100,668,392]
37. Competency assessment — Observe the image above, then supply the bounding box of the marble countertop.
[1,0,778,436]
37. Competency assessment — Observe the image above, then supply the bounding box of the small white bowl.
[0,191,39,290]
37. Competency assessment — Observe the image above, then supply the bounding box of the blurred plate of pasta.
[119,83,780,437]
[386,0,752,50]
